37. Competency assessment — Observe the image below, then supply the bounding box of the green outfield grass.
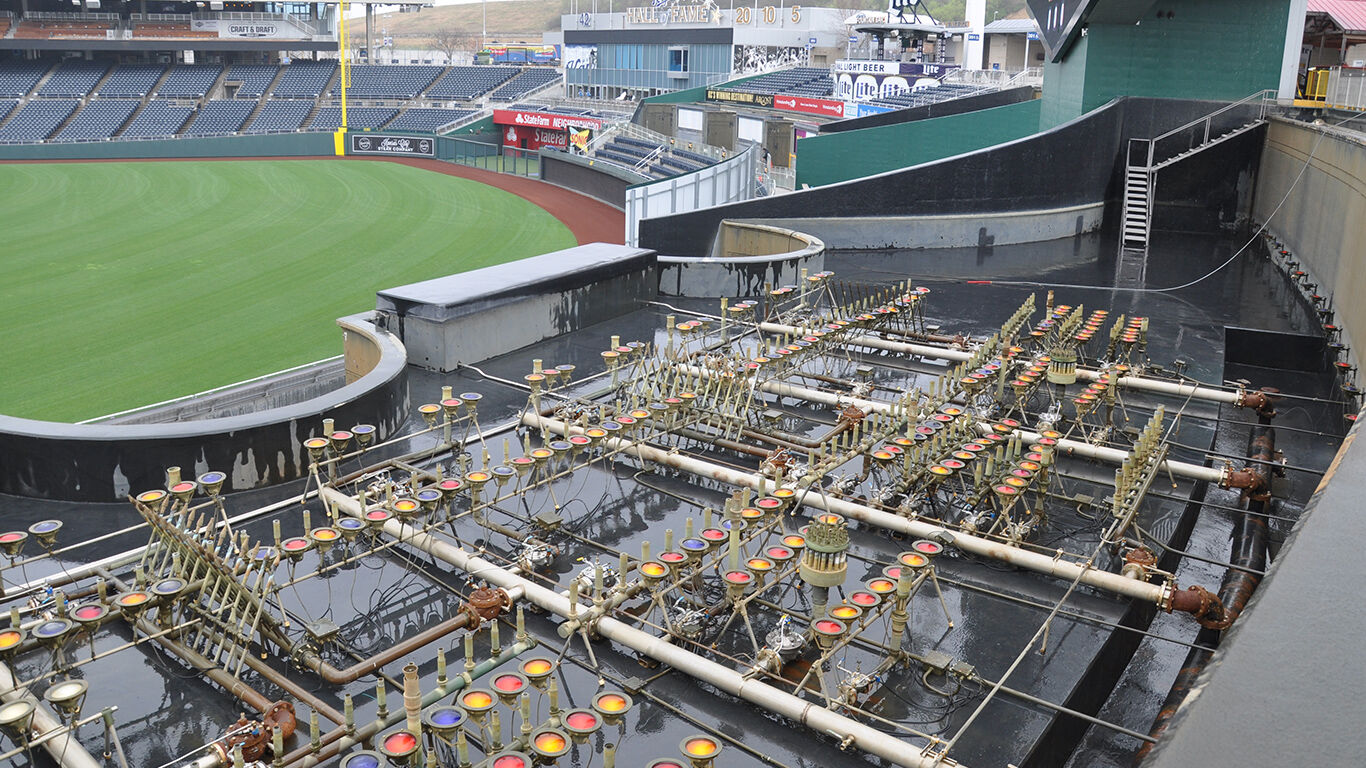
[0,159,576,422]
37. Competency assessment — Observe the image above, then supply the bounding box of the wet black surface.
[0,226,1348,768]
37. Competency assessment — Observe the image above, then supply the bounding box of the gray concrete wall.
[376,244,656,371]
[657,221,825,297]
[1253,117,1366,370]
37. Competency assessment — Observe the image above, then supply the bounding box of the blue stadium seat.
[272,61,337,99]
[489,69,562,101]
[183,99,254,136]
[0,99,80,141]
[244,100,312,133]
[0,62,52,97]
[226,65,280,98]
[38,62,110,98]
[425,66,518,100]
[53,99,139,141]
[308,107,396,130]
[332,65,443,98]
[385,108,477,133]
[158,65,223,98]
[97,65,165,98]
[120,100,194,138]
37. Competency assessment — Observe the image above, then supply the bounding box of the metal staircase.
[1120,90,1276,260]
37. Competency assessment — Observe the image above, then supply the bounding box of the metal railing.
[1132,89,1276,169]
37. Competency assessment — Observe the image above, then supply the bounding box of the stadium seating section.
[490,68,562,101]
[53,98,138,141]
[14,20,114,39]
[183,99,255,135]
[271,61,337,98]
[120,100,193,138]
[732,67,833,97]
[132,22,217,39]
[98,65,165,98]
[158,66,223,98]
[0,99,79,141]
[226,65,281,99]
[426,66,518,99]
[868,83,982,109]
[332,65,443,99]
[592,135,712,180]
[0,62,50,97]
[244,100,312,133]
[39,62,110,97]
[385,108,477,133]
[309,107,397,130]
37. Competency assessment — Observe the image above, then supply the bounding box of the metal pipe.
[678,364,1226,483]
[757,321,1242,404]
[296,612,472,684]
[525,413,1180,609]
[0,662,104,768]
[320,487,952,768]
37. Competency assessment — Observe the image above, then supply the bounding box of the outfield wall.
[0,317,409,502]
[0,132,335,160]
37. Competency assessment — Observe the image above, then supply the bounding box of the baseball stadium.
[0,1,1363,768]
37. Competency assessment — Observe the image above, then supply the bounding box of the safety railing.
[1133,89,1276,170]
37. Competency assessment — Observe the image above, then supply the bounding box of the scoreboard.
[1025,0,1097,62]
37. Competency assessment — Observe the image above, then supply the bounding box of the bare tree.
[431,27,477,65]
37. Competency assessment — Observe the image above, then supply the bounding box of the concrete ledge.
[657,221,824,297]
[0,315,409,501]
[759,202,1104,251]
[376,243,656,371]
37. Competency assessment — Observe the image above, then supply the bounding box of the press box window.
[668,47,689,78]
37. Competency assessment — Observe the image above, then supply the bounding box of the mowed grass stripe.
[0,159,576,422]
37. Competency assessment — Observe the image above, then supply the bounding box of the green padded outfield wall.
[1040,0,1293,128]
[795,100,1043,188]
[0,132,334,160]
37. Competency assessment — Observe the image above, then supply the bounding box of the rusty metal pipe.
[295,612,472,684]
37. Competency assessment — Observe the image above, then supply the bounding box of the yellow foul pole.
[339,1,349,131]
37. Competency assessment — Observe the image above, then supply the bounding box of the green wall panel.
[795,100,1043,188]
[1042,0,1290,127]
[0,132,334,160]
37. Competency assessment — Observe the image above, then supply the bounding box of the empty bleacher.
[243,100,312,133]
[158,65,223,98]
[489,69,562,101]
[425,66,518,100]
[53,99,138,141]
[132,21,217,39]
[39,62,110,97]
[593,135,715,180]
[98,65,165,98]
[225,65,280,99]
[0,99,18,123]
[308,106,397,130]
[0,17,11,38]
[120,100,193,138]
[271,61,336,98]
[183,99,254,135]
[333,65,443,99]
[14,19,114,39]
[868,83,982,109]
[0,99,79,141]
[0,62,51,97]
[384,107,477,133]
[731,67,833,97]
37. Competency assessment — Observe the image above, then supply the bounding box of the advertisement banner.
[705,89,774,108]
[846,102,894,118]
[218,22,297,39]
[564,45,598,69]
[493,109,603,131]
[832,59,899,75]
[503,125,569,150]
[773,94,845,118]
[349,134,435,157]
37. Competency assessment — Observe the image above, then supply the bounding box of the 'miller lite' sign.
[349,134,435,157]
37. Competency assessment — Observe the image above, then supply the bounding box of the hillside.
[373,0,1029,49]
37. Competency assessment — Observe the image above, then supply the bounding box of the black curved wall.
[639,97,1253,258]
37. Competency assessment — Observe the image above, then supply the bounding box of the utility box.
[764,119,794,168]
[704,110,738,151]
[641,103,677,136]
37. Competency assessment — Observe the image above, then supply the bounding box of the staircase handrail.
[1138,89,1276,168]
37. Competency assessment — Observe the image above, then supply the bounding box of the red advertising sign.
[502,125,570,150]
[493,109,604,131]
[772,95,846,118]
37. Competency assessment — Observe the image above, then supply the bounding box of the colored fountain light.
[912,540,943,556]
[365,509,393,522]
[660,551,686,564]
[867,578,896,595]
[562,709,601,737]
[746,557,774,573]
[151,578,185,597]
[415,488,443,506]
[135,489,167,506]
[765,546,794,562]
[438,478,463,494]
[830,605,862,621]
[520,657,555,681]
[281,537,311,553]
[592,691,632,719]
[640,561,667,578]
[680,538,707,553]
[740,507,763,520]
[773,488,796,499]
[72,604,106,623]
[683,736,721,759]
[899,552,929,569]
[723,570,752,585]
[883,565,903,579]
[492,673,528,696]
[379,730,418,758]
[392,498,419,515]
[995,484,1019,497]
[531,729,570,758]
[491,753,531,768]
[339,751,384,768]
[782,534,806,549]
[460,689,495,712]
[117,592,150,608]
[850,590,880,607]
[756,497,783,510]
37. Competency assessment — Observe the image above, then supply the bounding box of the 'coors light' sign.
[349,135,435,157]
